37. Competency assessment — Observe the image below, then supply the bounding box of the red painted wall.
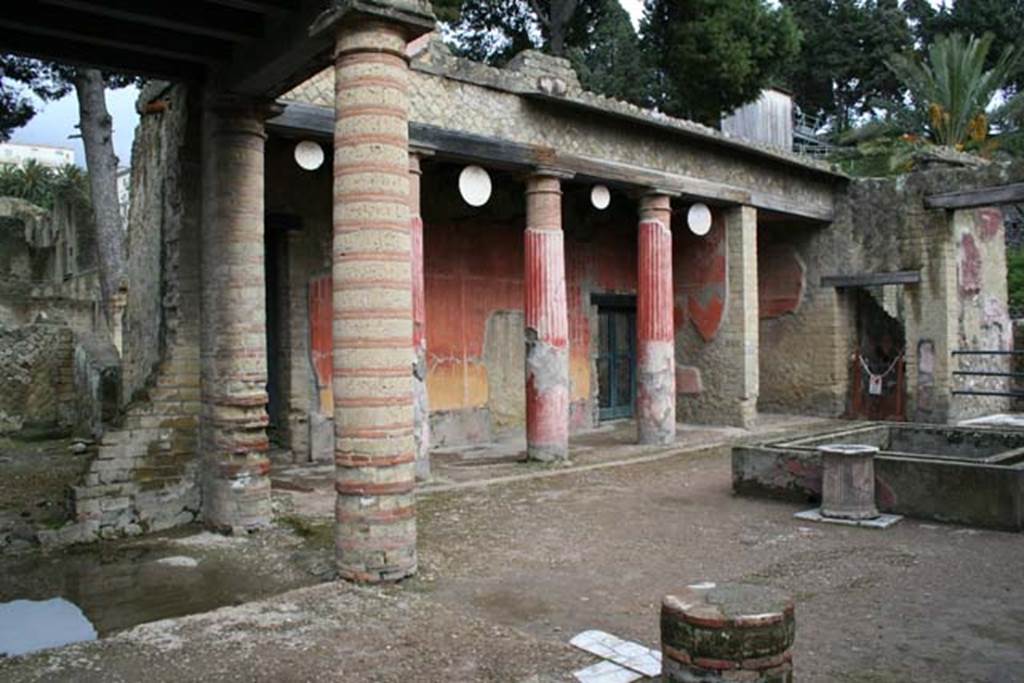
[423,208,636,423]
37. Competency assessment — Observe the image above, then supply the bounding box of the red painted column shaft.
[409,152,430,481]
[637,194,677,445]
[524,173,570,462]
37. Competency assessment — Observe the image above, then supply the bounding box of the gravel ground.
[2,438,1023,682]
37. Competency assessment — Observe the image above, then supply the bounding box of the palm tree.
[886,32,1023,148]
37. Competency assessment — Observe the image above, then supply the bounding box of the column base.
[203,464,272,533]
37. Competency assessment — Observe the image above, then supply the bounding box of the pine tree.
[640,0,801,125]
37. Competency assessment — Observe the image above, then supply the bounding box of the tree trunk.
[548,0,578,56]
[73,68,124,328]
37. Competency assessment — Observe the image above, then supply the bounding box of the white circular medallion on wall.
[590,184,611,210]
[458,165,492,207]
[687,203,713,236]
[293,140,325,171]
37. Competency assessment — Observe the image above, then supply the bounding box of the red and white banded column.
[331,20,419,583]
[637,193,677,445]
[524,172,570,462]
[200,99,273,532]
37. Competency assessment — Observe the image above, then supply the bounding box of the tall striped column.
[524,173,570,462]
[409,151,430,481]
[332,21,417,582]
[200,100,272,531]
[637,193,677,445]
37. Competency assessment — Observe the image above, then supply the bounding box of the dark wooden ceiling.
[0,1,336,96]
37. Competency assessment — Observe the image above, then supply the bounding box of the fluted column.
[409,151,430,480]
[332,20,419,583]
[637,193,676,444]
[524,172,570,462]
[200,98,272,531]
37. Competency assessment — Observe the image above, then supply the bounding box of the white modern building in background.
[0,142,75,168]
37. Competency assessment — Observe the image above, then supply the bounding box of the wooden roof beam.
[38,0,265,42]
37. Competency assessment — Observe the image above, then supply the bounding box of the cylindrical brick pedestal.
[661,583,795,682]
[818,444,879,520]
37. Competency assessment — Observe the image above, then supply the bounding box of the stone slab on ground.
[794,508,903,529]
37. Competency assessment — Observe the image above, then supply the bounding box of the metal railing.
[951,349,1024,398]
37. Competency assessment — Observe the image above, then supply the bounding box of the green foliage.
[436,0,539,64]
[828,134,925,176]
[0,161,90,210]
[886,33,1022,148]
[0,54,142,142]
[439,0,650,105]
[781,0,914,132]
[641,0,801,125]
[566,0,651,104]
[1007,247,1024,312]
[908,0,1024,94]
[0,56,73,142]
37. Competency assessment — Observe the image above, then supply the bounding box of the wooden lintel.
[0,5,233,64]
[821,271,921,288]
[0,28,206,82]
[924,182,1024,210]
[38,0,264,42]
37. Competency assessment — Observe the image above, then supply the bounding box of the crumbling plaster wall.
[825,163,1021,424]
[757,222,853,416]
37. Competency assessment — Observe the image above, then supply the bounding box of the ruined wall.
[0,197,42,326]
[824,163,1020,424]
[0,322,75,434]
[949,207,1012,420]
[757,222,852,416]
[41,84,205,545]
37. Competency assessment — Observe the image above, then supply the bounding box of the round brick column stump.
[661,583,795,682]
[818,444,879,520]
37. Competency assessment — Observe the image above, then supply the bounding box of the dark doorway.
[594,295,637,421]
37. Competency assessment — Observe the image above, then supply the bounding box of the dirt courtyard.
[2,425,1023,682]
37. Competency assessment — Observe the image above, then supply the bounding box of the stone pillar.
[637,194,676,445]
[524,172,570,462]
[200,99,273,531]
[725,205,760,428]
[330,7,434,582]
[819,444,879,520]
[410,151,430,481]
[662,583,795,682]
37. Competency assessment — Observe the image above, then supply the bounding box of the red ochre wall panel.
[674,213,727,341]
[423,216,637,417]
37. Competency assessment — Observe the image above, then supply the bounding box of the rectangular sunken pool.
[733,423,1024,531]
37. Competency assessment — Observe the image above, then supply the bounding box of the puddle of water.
[0,597,97,656]
[0,528,331,642]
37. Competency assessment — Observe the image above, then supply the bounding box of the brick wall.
[0,322,75,434]
[39,83,205,546]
